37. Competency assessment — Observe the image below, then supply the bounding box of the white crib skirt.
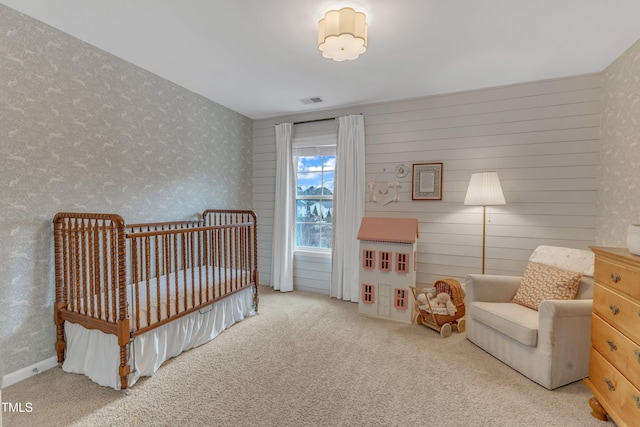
[62,286,256,390]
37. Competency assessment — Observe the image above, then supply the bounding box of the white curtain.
[331,115,366,302]
[271,123,295,292]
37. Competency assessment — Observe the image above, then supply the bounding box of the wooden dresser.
[585,247,640,426]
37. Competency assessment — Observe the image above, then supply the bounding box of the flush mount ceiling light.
[318,7,367,62]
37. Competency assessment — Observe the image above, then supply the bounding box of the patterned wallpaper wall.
[0,5,253,376]
[597,39,640,246]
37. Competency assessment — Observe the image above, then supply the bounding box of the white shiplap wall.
[253,74,601,293]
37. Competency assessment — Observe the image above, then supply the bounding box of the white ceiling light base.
[318,7,367,62]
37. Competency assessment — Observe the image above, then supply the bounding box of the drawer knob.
[635,349,640,364]
[604,378,616,392]
[635,394,640,409]
[609,304,620,315]
[606,340,618,351]
[610,272,621,283]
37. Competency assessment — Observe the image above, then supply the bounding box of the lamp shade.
[318,7,367,61]
[464,172,506,206]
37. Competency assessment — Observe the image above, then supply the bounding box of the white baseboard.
[1,356,58,389]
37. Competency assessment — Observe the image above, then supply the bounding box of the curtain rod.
[277,113,362,126]
[293,117,336,125]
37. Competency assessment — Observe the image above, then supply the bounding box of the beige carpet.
[3,286,611,427]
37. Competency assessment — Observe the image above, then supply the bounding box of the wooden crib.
[53,209,258,390]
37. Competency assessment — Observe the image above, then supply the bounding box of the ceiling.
[3,0,640,120]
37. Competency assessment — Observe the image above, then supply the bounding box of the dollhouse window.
[362,283,375,304]
[379,251,391,271]
[394,288,408,310]
[363,250,375,269]
[396,253,409,273]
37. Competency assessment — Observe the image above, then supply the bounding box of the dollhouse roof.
[357,217,419,244]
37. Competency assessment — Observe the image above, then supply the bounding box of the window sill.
[294,249,332,259]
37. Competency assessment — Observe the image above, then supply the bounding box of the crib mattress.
[66,266,249,329]
[129,266,249,329]
[62,285,255,389]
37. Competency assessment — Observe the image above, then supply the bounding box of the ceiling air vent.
[299,96,324,105]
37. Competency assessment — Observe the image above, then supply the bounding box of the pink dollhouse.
[357,217,419,323]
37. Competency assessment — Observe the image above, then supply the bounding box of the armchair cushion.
[469,302,539,346]
[511,262,582,311]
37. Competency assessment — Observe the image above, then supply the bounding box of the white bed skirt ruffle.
[62,286,255,390]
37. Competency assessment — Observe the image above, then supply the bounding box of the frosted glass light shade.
[464,172,506,206]
[318,7,367,62]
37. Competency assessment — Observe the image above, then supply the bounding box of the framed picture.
[412,162,443,200]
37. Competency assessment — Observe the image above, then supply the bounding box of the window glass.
[295,155,335,249]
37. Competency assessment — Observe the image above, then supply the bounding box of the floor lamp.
[464,172,506,274]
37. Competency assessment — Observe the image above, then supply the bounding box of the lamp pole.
[482,205,487,274]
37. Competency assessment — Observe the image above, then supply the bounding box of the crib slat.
[198,231,203,303]
[232,213,237,291]
[173,233,179,316]
[182,233,187,310]
[80,220,89,315]
[216,226,222,298]
[190,231,195,308]
[242,223,247,287]
[155,235,161,324]
[89,220,100,317]
[208,228,213,301]
[87,220,95,315]
[224,220,229,295]
[131,233,140,331]
[62,220,70,310]
[98,220,107,321]
[73,219,81,313]
[164,231,171,319]
[145,236,151,329]
[110,221,117,323]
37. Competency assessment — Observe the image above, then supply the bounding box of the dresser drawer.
[593,284,640,344]
[591,314,640,390]
[587,348,640,425]
[595,257,640,300]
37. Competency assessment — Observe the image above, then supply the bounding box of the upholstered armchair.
[465,245,594,390]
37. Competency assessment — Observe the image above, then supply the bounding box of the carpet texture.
[2,286,610,427]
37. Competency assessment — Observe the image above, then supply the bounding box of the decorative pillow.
[512,262,582,311]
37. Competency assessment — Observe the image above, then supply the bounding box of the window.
[394,288,408,310]
[293,135,336,251]
[362,283,375,304]
[396,253,409,274]
[362,249,375,269]
[379,251,391,271]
